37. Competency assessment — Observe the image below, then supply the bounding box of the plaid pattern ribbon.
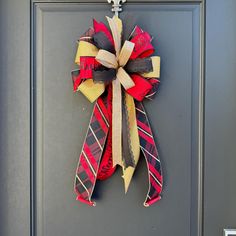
[135,101,163,206]
[74,89,111,206]
[72,15,163,207]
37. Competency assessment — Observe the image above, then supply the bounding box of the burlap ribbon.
[96,17,137,169]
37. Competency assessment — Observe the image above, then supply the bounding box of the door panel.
[32,2,201,236]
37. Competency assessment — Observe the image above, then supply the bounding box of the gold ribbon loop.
[95,49,118,69]
[118,40,135,67]
[142,56,161,78]
[75,41,98,65]
[117,67,135,90]
[78,79,105,103]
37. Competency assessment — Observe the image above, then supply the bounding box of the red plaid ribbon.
[74,89,112,206]
[135,101,163,206]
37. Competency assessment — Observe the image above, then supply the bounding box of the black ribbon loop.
[125,57,153,74]
[93,31,115,53]
[92,68,116,83]
[121,14,137,43]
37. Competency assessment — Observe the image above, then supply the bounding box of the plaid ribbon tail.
[74,93,110,206]
[97,85,116,180]
[135,101,163,207]
[97,128,115,180]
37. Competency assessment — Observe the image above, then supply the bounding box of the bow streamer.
[72,15,163,207]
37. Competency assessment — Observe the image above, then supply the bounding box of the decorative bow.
[72,15,163,207]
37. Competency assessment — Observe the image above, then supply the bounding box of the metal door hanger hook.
[107,0,127,16]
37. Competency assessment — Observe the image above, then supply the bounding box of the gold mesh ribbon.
[122,93,140,193]
[75,41,98,65]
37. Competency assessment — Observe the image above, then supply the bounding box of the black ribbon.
[125,57,153,74]
[92,57,153,84]
[121,14,137,43]
[93,68,116,83]
[122,90,136,169]
[93,31,115,53]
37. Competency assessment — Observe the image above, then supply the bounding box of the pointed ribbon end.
[122,166,135,193]
[76,196,96,207]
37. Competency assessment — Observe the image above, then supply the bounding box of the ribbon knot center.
[95,40,135,90]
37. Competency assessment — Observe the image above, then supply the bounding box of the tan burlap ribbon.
[95,16,138,171]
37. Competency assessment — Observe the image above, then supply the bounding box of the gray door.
[0,1,236,236]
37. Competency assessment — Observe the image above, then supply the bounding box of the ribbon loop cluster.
[72,14,163,207]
